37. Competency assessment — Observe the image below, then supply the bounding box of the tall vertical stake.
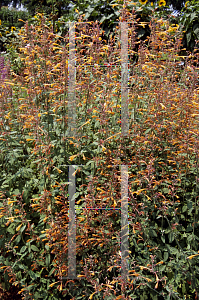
[68,22,77,279]
[68,22,76,138]
[121,165,129,279]
[121,22,129,136]
[68,165,76,279]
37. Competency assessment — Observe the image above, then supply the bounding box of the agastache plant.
[1,4,199,299]
[0,56,8,82]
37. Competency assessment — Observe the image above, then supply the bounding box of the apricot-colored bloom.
[69,154,78,161]
[187,254,199,259]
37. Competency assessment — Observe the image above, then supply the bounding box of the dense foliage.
[179,0,199,51]
[0,6,29,29]
[0,1,199,53]
[0,6,199,300]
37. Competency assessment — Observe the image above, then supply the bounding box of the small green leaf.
[145,128,151,134]
[46,254,51,267]
[15,235,21,244]
[190,12,197,23]
[31,245,39,252]
[20,246,27,253]
[168,232,174,243]
[39,233,46,238]
[137,28,145,39]
[182,205,187,212]
[186,30,192,44]
[168,246,178,255]
[186,225,193,232]
[20,224,26,233]
[7,224,15,235]
[29,270,38,280]
[193,23,199,39]
[164,252,169,261]
[100,16,106,24]
[48,267,56,277]
[45,244,50,251]
[158,264,166,272]
[161,235,165,243]
[187,201,192,210]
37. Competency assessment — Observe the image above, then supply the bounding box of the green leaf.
[31,245,39,252]
[158,264,166,272]
[46,254,51,267]
[48,267,56,277]
[190,12,197,23]
[18,263,28,270]
[186,225,193,232]
[164,252,169,261]
[149,229,157,237]
[182,205,187,212]
[161,235,165,243]
[187,201,192,210]
[187,234,194,242]
[137,28,145,39]
[168,232,174,243]
[145,128,151,134]
[45,244,50,251]
[29,270,39,280]
[100,16,106,24]
[16,271,22,280]
[7,224,15,235]
[84,12,90,20]
[87,6,95,14]
[12,189,20,195]
[20,224,26,233]
[193,23,199,39]
[186,30,192,44]
[20,246,27,253]
[15,235,21,244]
[168,246,178,255]
[39,233,47,239]
[107,14,114,20]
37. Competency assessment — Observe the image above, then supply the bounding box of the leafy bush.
[0,6,29,29]
[179,0,199,52]
[0,9,199,300]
